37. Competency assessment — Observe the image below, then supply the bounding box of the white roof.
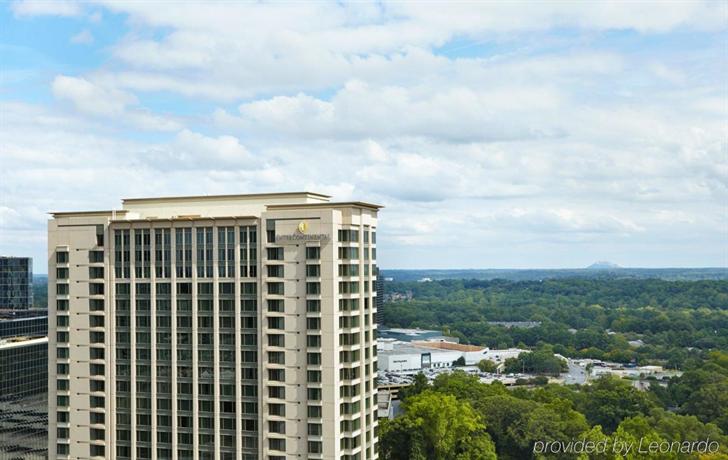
[0,336,48,350]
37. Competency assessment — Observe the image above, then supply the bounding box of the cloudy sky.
[1,1,726,272]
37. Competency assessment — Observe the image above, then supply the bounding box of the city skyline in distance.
[1,1,726,270]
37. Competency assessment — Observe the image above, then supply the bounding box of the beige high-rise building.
[48,192,380,460]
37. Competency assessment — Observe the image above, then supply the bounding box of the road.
[563,360,588,385]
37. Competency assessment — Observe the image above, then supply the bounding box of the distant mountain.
[380,267,728,282]
[587,261,621,270]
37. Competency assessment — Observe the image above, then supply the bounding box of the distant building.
[0,336,48,459]
[378,327,456,343]
[0,256,33,310]
[487,321,541,329]
[376,267,384,326]
[377,338,527,372]
[0,311,48,339]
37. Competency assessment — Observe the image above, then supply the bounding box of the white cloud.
[52,75,134,116]
[51,75,182,131]
[11,0,81,17]
[70,29,94,45]
[34,1,710,101]
[216,80,564,142]
[3,1,727,268]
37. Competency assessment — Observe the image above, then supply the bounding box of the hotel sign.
[275,220,330,243]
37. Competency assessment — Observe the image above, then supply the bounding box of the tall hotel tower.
[48,192,380,460]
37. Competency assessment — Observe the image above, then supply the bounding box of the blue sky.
[1,1,726,272]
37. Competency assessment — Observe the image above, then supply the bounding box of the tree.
[453,356,466,367]
[504,349,567,376]
[378,417,427,460]
[577,376,657,433]
[379,391,497,460]
[399,372,429,402]
[477,359,498,373]
[613,416,678,460]
[682,381,728,432]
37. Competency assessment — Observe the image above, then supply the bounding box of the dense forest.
[379,278,728,458]
[382,278,728,368]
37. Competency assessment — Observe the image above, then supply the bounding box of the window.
[308,441,322,454]
[308,423,322,436]
[56,283,69,295]
[266,247,283,261]
[215,284,233,299]
[89,283,104,295]
[269,438,286,452]
[267,282,284,295]
[56,251,69,263]
[269,386,285,399]
[90,315,104,327]
[56,267,69,279]
[268,334,284,347]
[306,299,320,313]
[339,281,359,294]
[305,246,320,260]
[338,229,359,242]
[267,317,284,330]
[268,403,285,416]
[176,282,192,295]
[306,282,320,295]
[267,265,284,278]
[339,264,360,277]
[339,298,360,311]
[175,228,193,278]
[307,335,321,348]
[218,226,235,277]
[268,369,285,382]
[267,299,283,312]
[241,282,257,295]
[88,267,104,279]
[307,405,322,418]
[306,264,320,277]
[90,331,104,343]
[89,347,104,359]
[269,421,285,434]
[338,247,359,260]
[307,370,321,383]
[240,225,258,277]
[89,250,104,263]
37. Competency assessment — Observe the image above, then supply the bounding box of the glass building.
[0,336,48,459]
[48,192,380,460]
[0,312,48,339]
[0,257,33,310]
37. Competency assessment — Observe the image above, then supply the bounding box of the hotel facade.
[48,192,380,460]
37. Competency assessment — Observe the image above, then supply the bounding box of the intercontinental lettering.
[275,233,330,242]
